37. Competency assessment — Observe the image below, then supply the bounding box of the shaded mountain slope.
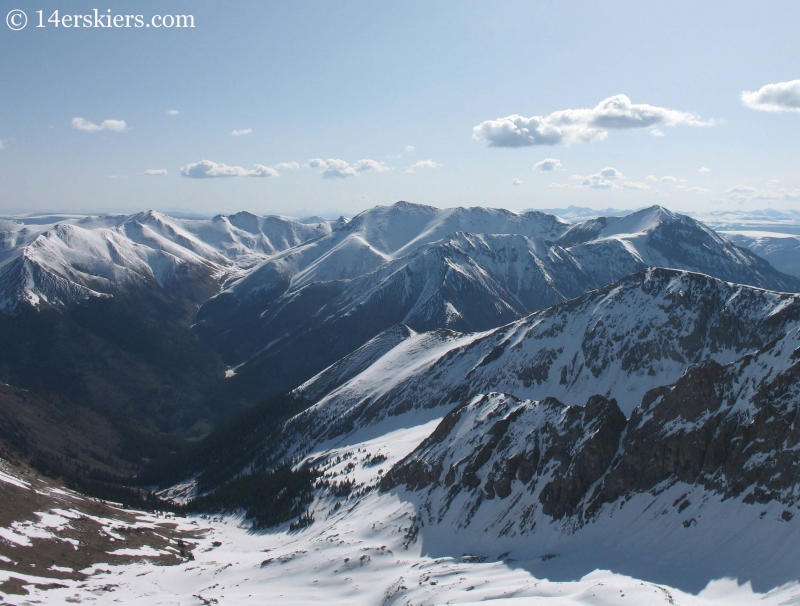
[199,204,800,405]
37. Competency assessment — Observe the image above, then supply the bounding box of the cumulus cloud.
[572,167,624,189]
[307,158,352,178]
[275,162,300,170]
[308,158,389,179]
[650,129,665,137]
[646,175,677,183]
[549,183,571,189]
[405,145,415,153]
[231,128,253,136]
[511,179,522,186]
[142,169,167,176]
[180,160,279,179]
[533,158,563,172]
[699,167,711,173]
[742,79,800,112]
[166,109,179,116]
[406,159,443,173]
[623,181,650,190]
[569,167,624,189]
[353,159,391,173]
[725,184,757,194]
[71,117,127,133]
[687,186,711,194]
[472,94,712,147]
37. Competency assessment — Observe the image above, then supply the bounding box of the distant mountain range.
[194,203,800,403]
[2,202,797,436]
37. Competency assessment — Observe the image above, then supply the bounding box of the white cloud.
[575,167,624,189]
[725,184,757,194]
[308,158,389,179]
[275,161,300,170]
[353,159,391,173]
[742,79,800,112]
[406,159,442,173]
[650,128,664,137]
[405,145,415,153]
[533,158,563,172]
[688,186,711,194]
[699,167,711,173]
[472,94,712,147]
[511,179,522,186]
[309,159,346,178]
[623,181,650,190]
[231,128,253,136]
[549,183,571,189]
[646,175,677,183]
[166,109,180,116]
[180,159,279,179]
[142,169,167,176]
[71,117,127,133]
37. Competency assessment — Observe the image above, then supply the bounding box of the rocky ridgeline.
[381,325,800,531]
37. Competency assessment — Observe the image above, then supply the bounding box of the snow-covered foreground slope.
[9,418,800,605]
[130,267,800,604]
[0,211,336,311]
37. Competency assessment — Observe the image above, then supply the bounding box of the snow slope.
[272,268,800,459]
[197,203,799,405]
[0,211,334,312]
[8,413,800,605]
[723,231,800,279]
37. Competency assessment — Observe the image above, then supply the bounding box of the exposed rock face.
[380,393,627,522]
[593,334,800,510]
[380,326,800,532]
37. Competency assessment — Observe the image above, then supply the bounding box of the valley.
[2,203,800,605]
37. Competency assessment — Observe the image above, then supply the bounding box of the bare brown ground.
[0,458,203,597]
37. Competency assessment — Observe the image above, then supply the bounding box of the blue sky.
[1,0,799,216]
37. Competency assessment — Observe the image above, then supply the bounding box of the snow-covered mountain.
[527,205,634,222]
[723,231,800,279]
[555,205,799,291]
[154,269,800,605]
[0,211,336,311]
[5,205,800,604]
[197,203,800,403]
[0,210,339,440]
[227,268,798,466]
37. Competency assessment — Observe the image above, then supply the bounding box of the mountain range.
[2,202,800,603]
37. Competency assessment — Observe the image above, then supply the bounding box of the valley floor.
[4,417,800,606]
